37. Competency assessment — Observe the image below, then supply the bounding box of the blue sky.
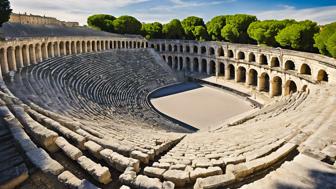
[11,0,336,25]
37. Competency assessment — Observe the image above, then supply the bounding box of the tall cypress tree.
[0,0,12,27]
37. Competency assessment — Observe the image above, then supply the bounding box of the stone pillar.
[2,48,9,74]
[215,61,219,77]
[50,44,55,58]
[10,48,17,71]
[43,45,48,60]
[234,68,239,82]
[79,42,83,53]
[207,60,210,75]
[38,46,43,62]
[225,64,230,80]
[102,41,106,50]
[31,46,36,64]
[24,46,30,66]
[55,43,60,57]
[17,47,24,69]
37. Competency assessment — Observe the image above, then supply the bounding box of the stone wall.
[9,13,79,27]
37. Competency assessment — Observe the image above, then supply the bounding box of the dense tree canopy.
[87,14,115,32]
[221,14,257,43]
[206,15,227,41]
[275,20,319,52]
[314,22,336,56]
[141,22,163,40]
[0,0,12,27]
[112,16,142,34]
[86,13,336,58]
[247,20,294,46]
[181,16,205,39]
[162,19,185,39]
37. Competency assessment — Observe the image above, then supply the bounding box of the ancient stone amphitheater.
[0,23,335,189]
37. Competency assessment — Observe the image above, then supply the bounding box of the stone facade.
[9,13,79,27]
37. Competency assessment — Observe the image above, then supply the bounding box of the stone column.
[38,46,43,62]
[17,47,24,69]
[10,48,17,71]
[24,46,30,66]
[2,48,9,73]
[50,44,55,58]
[234,68,239,82]
[31,46,36,64]
[225,64,230,80]
[55,43,60,57]
[43,45,48,60]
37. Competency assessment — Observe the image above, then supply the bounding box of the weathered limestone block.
[170,164,186,170]
[26,148,64,176]
[119,167,137,186]
[190,167,223,182]
[131,150,150,164]
[77,156,112,184]
[58,171,82,189]
[134,175,163,189]
[152,162,170,169]
[162,170,190,187]
[193,173,236,189]
[11,125,38,152]
[55,137,83,160]
[144,167,166,179]
[0,163,29,189]
[84,141,103,159]
[321,145,336,160]
[12,106,59,152]
[100,149,140,173]
[222,156,245,165]
[163,181,175,189]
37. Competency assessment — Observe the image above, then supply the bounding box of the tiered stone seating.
[1,45,335,188]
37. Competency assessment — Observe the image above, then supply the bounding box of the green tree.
[221,14,257,43]
[181,16,205,39]
[247,20,294,46]
[326,33,336,58]
[141,22,163,40]
[206,15,227,41]
[112,15,142,34]
[87,14,115,32]
[162,19,185,39]
[314,22,336,56]
[0,0,12,27]
[276,20,319,52]
[193,26,209,41]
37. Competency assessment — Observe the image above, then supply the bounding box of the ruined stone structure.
[9,13,79,27]
[0,25,335,189]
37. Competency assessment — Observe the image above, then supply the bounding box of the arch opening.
[285,80,297,95]
[219,63,225,76]
[259,54,268,65]
[272,76,282,96]
[285,60,295,71]
[270,57,280,68]
[248,69,258,87]
[300,64,311,75]
[228,64,235,80]
[317,70,328,82]
[237,67,246,83]
[238,52,245,60]
[248,53,256,62]
[260,73,270,92]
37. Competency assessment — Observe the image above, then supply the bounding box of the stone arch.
[299,64,311,75]
[70,41,75,54]
[237,66,246,83]
[14,46,22,69]
[41,43,47,60]
[317,69,328,82]
[137,42,141,48]
[179,57,183,70]
[228,64,235,79]
[167,56,173,68]
[209,47,215,56]
[173,45,178,52]
[34,43,42,62]
[209,60,216,75]
[53,42,59,56]
[92,41,97,51]
[0,48,8,73]
[76,41,81,54]
[219,62,225,76]
[217,47,224,57]
[161,44,166,51]
[47,42,53,58]
[259,54,268,65]
[186,45,190,53]
[193,58,199,72]
[193,45,198,54]
[284,60,295,71]
[186,57,191,71]
[285,80,297,95]
[248,69,258,86]
[156,44,160,51]
[122,41,125,48]
[7,46,15,70]
[238,51,245,60]
[22,45,29,66]
[66,41,71,54]
[259,73,270,92]
[168,44,172,52]
[29,44,35,64]
[179,45,183,53]
[270,57,280,68]
[248,52,256,62]
[201,46,206,54]
[228,50,234,58]
[272,76,282,96]
[109,41,113,49]
[118,41,121,48]
[174,57,178,70]
[97,41,101,50]
[82,41,86,53]
[201,59,207,73]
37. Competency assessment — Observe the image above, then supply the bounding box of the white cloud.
[253,5,336,25]
[11,0,150,25]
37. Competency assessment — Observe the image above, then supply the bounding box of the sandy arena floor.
[151,83,254,130]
